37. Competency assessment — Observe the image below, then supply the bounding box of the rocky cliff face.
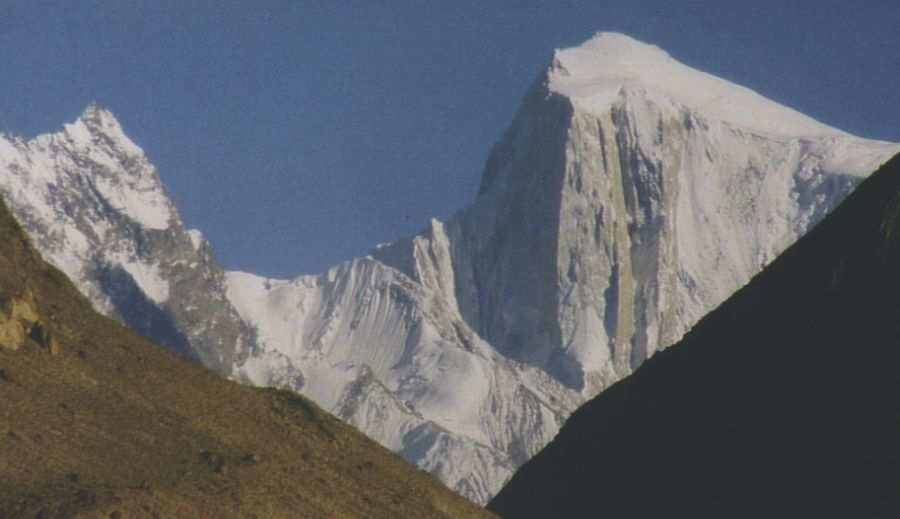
[1,34,896,504]
[0,104,253,373]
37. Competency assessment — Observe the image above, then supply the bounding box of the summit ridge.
[550,32,879,148]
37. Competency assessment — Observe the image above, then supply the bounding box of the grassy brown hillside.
[0,198,494,519]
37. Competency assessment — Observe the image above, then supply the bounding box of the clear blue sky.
[1,1,898,278]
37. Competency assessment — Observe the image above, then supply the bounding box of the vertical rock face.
[442,34,897,396]
[0,104,253,373]
[0,34,896,504]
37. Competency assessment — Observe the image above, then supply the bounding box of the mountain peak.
[78,102,123,132]
[548,33,852,140]
[67,103,144,157]
[556,32,673,68]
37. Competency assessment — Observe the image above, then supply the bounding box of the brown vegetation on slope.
[0,198,494,518]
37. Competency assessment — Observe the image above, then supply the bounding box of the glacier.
[0,33,896,504]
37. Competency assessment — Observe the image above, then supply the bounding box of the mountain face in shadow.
[489,152,900,518]
[0,197,493,518]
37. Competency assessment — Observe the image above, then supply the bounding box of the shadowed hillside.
[0,199,493,518]
[489,153,900,518]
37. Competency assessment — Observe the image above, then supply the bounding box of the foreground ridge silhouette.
[490,153,900,518]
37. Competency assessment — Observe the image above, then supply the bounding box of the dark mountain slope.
[489,152,900,519]
[0,198,493,518]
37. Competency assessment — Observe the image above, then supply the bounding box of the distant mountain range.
[488,152,900,518]
[0,33,896,503]
[0,196,492,518]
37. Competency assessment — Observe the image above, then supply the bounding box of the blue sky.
[1,1,898,278]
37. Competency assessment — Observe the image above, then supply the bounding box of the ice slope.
[0,104,253,372]
[227,223,581,502]
[227,33,899,503]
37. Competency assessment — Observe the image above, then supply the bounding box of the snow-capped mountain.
[0,104,253,374]
[0,33,896,504]
[225,33,898,502]
[438,33,898,395]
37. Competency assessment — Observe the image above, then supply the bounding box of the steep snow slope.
[227,233,581,501]
[0,104,253,373]
[227,33,898,503]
